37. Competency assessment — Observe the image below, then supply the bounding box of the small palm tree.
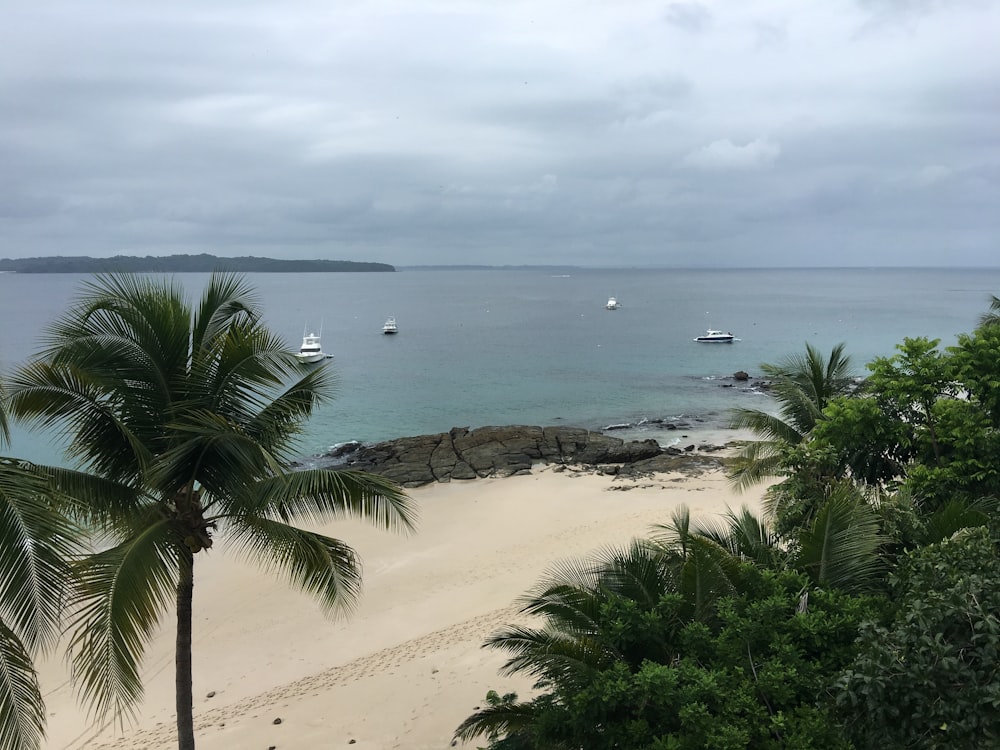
[729,342,855,490]
[6,273,415,750]
[0,383,80,750]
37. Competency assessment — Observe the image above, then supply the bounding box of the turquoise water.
[1,267,997,464]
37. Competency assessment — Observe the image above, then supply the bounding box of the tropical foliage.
[728,342,855,491]
[461,293,1000,749]
[4,274,415,749]
[836,527,1000,749]
[456,499,886,749]
[806,329,1000,509]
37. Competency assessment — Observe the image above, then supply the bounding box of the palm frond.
[0,381,9,448]
[241,365,337,455]
[190,272,260,353]
[727,441,787,492]
[224,516,363,615]
[698,505,785,568]
[515,583,605,642]
[729,408,804,445]
[920,497,995,546]
[978,295,1000,329]
[47,275,190,391]
[150,411,285,502]
[453,698,539,745]
[0,619,45,750]
[0,460,80,653]
[67,520,179,722]
[649,505,742,621]
[30,465,143,530]
[6,362,152,484]
[795,484,884,592]
[236,468,415,533]
[590,540,677,607]
[483,624,614,684]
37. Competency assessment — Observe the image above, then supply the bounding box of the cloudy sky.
[2,1,997,267]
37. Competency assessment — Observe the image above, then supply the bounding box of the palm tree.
[0,382,80,750]
[6,273,415,750]
[729,342,855,491]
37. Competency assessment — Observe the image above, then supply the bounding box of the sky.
[2,1,998,267]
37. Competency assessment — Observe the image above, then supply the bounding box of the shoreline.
[38,457,765,750]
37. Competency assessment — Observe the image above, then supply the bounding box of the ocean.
[1,267,997,466]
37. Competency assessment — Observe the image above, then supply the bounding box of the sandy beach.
[38,462,765,750]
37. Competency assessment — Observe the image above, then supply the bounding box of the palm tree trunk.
[176,546,196,750]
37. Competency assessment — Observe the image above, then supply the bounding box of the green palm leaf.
[33,466,143,531]
[0,619,45,750]
[978,294,1000,329]
[0,383,9,448]
[484,623,614,686]
[190,273,260,352]
[453,698,539,745]
[590,540,678,607]
[649,506,743,621]
[67,519,179,721]
[696,505,786,569]
[240,469,414,531]
[0,461,79,653]
[795,484,884,592]
[224,516,365,614]
[7,362,153,483]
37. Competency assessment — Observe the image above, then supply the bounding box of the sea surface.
[1,267,997,466]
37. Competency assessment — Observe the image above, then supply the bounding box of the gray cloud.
[664,2,713,32]
[1,0,997,267]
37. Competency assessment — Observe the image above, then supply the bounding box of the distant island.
[0,254,395,274]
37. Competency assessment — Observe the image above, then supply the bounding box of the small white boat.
[382,316,398,335]
[295,329,332,363]
[694,329,736,343]
[606,296,620,310]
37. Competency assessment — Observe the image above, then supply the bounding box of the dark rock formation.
[327,425,721,487]
[733,370,750,381]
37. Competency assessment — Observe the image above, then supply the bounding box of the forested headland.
[0,253,395,273]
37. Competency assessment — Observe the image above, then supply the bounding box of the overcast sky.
[2,1,997,267]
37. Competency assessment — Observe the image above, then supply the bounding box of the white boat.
[606,296,620,310]
[694,329,736,343]
[295,329,332,363]
[382,316,398,335]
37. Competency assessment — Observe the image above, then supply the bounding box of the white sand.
[39,464,765,750]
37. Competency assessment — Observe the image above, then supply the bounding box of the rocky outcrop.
[325,425,721,487]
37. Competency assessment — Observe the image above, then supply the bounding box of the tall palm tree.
[6,273,415,750]
[729,341,855,491]
[0,382,80,750]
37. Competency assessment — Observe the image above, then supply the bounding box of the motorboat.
[606,296,620,310]
[295,330,332,363]
[382,316,398,335]
[694,329,736,343]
